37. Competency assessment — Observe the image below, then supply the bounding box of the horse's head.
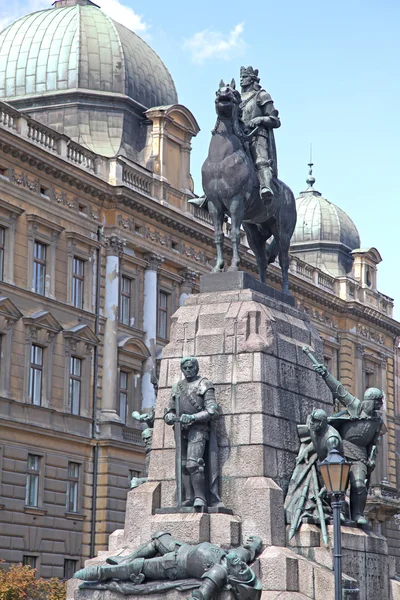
[215,79,242,119]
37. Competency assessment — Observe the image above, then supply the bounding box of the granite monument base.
[67,273,396,600]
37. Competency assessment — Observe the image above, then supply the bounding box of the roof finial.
[306,143,315,188]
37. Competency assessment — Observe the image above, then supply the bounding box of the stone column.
[141,253,163,410]
[178,268,197,307]
[355,343,365,400]
[100,235,125,423]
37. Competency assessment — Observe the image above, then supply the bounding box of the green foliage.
[0,561,66,600]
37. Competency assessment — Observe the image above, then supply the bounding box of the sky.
[1,0,400,315]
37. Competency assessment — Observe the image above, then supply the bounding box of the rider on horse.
[239,66,280,204]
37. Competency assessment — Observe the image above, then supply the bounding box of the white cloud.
[0,0,147,33]
[183,23,246,64]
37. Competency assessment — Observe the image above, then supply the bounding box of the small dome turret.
[291,164,361,276]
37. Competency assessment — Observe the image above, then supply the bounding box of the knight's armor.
[165,376,219,507]
[240,66,280,202]
[75,532,263,600]
[322,371,384,524]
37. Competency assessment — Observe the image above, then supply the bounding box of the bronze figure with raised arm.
[303,346,386,525]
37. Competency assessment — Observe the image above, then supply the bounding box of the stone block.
[75,590,232,600]
[261,594,310,600]
[160,479,176,508]
[108,529,124,552]
[276,335,298,363]
[297,555,315,598]
[196,331,225,356]
[253,353,279,386]
[147,449,175,480]
[313,562,335,599]
[66,577,80,600]
[124,482,161,545]
[390,579,400,600]
[149,512,210,544]
[286,523,321,548]
[209,513,241,547]
[238,478,285,547]
[258,546,299,592]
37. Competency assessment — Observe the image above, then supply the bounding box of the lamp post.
[319,449,351,600]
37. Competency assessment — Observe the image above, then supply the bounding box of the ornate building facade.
[0,0,400,580]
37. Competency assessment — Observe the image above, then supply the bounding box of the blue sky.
[2,0,400,315]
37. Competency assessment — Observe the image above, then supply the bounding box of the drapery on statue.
[200,75,296,293]
[74,532,263,600]
[164,357,221,509]
[285,408,343,544]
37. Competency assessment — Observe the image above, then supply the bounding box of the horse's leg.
[270,223,291,295]
[228,195,244,271]
[208,202,225,272]
[243,223,268,283]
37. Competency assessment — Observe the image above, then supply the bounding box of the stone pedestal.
[68,274,396,600]
[288,522,397,600]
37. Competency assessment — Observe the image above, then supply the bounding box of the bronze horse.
[201,80,297,294]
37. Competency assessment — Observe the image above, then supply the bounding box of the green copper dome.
[0,1,177,107]
[291,170,361,276]
[0,0,178,158]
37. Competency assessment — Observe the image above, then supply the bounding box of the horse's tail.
[266,237,278,264]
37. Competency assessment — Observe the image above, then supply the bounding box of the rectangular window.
[25,454,40,507]
[29,345,43,406]
[23,556,37,569]
[119,371,128,423]
[119,276,131,326]
[66,462,80,513]
[72,257,84,309]
[157,291,168,339]
[0,226,5,282]
[33,241,46,295]
[64,559,78,580]
[69,357,82,415]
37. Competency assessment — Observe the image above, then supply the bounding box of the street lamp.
[319,449,351,600]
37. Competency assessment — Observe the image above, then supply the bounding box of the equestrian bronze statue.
[201,70,296,294]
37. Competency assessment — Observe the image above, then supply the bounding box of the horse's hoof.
[212,265,224,273]
[228,265,239,272]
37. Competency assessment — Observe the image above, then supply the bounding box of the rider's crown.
[240,66,260,82]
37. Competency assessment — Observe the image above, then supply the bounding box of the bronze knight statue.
[164,357,221,508]
[239,66,280,203]
[74,532,263,600]
[314,360,386,525]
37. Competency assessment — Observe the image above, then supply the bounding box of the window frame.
[25,454,41,508]
[66,462,80,513]
[64,558,78,580]
[32,240,47,295]
[28,344,44,406]
[69,356,82,416]
[118,370,129,423]
[119,275,132,326]
[23,555,38,570]
[72,256,85,309]
[157,289,169,339]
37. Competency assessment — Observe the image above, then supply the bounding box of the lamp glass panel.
[340,463,351,493]
[319,463,332,492]
[328,463,343,493]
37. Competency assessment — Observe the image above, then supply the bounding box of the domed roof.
[291,167,361,276]
[0,0,178,109]
[0,0,177,109]
[292,176,360,251]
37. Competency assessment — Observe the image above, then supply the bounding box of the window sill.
[65,512,86,521]
[24,506,47,516]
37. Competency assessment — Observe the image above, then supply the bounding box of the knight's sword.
[175,390,183,507]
